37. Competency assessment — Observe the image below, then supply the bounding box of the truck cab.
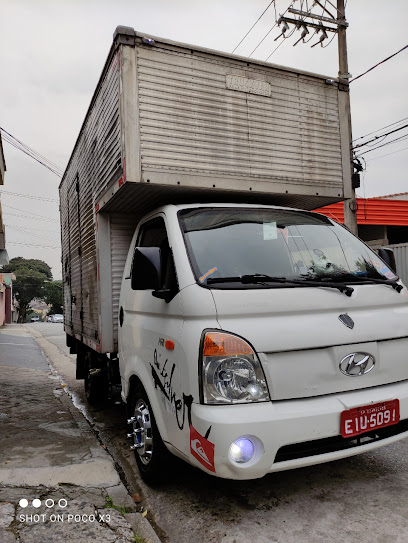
[119,203,408,481]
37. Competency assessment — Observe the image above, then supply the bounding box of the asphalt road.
[0,331,48,370]
[28,322,408,543]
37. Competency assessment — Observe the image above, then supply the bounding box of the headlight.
[201,331,270,404]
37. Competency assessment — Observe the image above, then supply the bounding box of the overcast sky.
[1,0,407,280]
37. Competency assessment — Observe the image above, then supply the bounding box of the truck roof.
[126,27,337,82]
[60,25,341,192]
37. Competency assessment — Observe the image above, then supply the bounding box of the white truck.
[60,27,408,482]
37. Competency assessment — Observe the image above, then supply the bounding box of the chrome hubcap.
[130,400,153,465]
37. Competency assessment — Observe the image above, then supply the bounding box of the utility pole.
[337,0,358,235]
[277,0,359,235]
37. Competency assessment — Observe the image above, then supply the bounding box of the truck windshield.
[178,207,398,288]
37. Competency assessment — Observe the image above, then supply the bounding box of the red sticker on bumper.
[190,425,215,472]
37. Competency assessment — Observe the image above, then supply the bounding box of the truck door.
[119,215,184,439]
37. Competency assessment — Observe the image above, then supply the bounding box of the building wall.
[359,224,388,245]
[0,274,14,325]
[0,134,8,264]
[378,193,408,201]
[5,286,12,323]
[0,286,5,327]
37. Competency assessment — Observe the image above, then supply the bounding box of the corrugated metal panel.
[68,183,81,333]
[314,199,408,225]
[110,213,139,349]
[390,244,408,287]
[137,46,343,191]
[59,53,121,348]
[370,243,408,288]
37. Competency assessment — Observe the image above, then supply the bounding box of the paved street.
[24,322,408,543]
[0,324,160,543]
[0,331,48,370]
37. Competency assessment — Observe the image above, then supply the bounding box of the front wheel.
[128,385,172,484]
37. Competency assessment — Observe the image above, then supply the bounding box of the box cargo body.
[60,26,352,354]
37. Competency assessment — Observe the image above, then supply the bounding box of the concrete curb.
[0,323,162,543]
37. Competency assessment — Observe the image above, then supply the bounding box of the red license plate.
[341,399,400,438]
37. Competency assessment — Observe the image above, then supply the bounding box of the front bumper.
[190,380,408,479]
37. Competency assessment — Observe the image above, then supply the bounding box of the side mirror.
[378,248,397,274]
[131,247,162,291]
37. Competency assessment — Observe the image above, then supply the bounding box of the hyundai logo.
[339,352,375,376]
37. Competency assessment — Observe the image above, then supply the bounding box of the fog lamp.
[229,437,255,464]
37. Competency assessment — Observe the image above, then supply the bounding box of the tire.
[84,351,108,404]
[128,385,173,484]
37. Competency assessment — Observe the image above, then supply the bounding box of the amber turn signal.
[203,332,253,357]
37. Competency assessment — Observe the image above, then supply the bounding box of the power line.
[352,123,408,150]
[5,223,61,234]
[232,1,276,53]
[0,127,64,177]
[265,38,287,61]
[261,0,297,60]
[0,127,64,174]
[7,241,61,249]
[0,189,59,203]
[3,211,59,224]
[2,204,59,223]
[249,21,279,57]
[365,145,408,163]
[353,116,408,142]
[1,133,64,178]
[350,44,408,83]
[2,136,64,177]
[354,133,408,158]
[250,22,279,57]
[5,224,61,244]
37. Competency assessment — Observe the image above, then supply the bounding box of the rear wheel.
[128,385,172,484]
[84,351,108,404]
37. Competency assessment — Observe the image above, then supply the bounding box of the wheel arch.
[127,372,172,446]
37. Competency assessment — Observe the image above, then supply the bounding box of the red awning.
[314,198,408,226]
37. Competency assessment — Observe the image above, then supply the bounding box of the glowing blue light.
[229,437,255,463]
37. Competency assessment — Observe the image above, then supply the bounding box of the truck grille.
[275,419,408,463]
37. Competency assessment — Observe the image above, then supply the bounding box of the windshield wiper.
[207,274,354,296]
[322,272,403,293]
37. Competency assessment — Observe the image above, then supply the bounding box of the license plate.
[341,399,400,438]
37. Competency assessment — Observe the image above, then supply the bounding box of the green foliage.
[4,257,53,280]
[4,257,54,322]
[105,495,146,542]
[43,280,63,314]
[105,496,114,508]
[104,495,132,515]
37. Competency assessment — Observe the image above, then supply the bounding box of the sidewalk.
[0,324,160,543]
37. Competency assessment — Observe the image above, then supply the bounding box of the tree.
[3,257,54,322]
[43,280,63,314]
[3,257,52,280]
